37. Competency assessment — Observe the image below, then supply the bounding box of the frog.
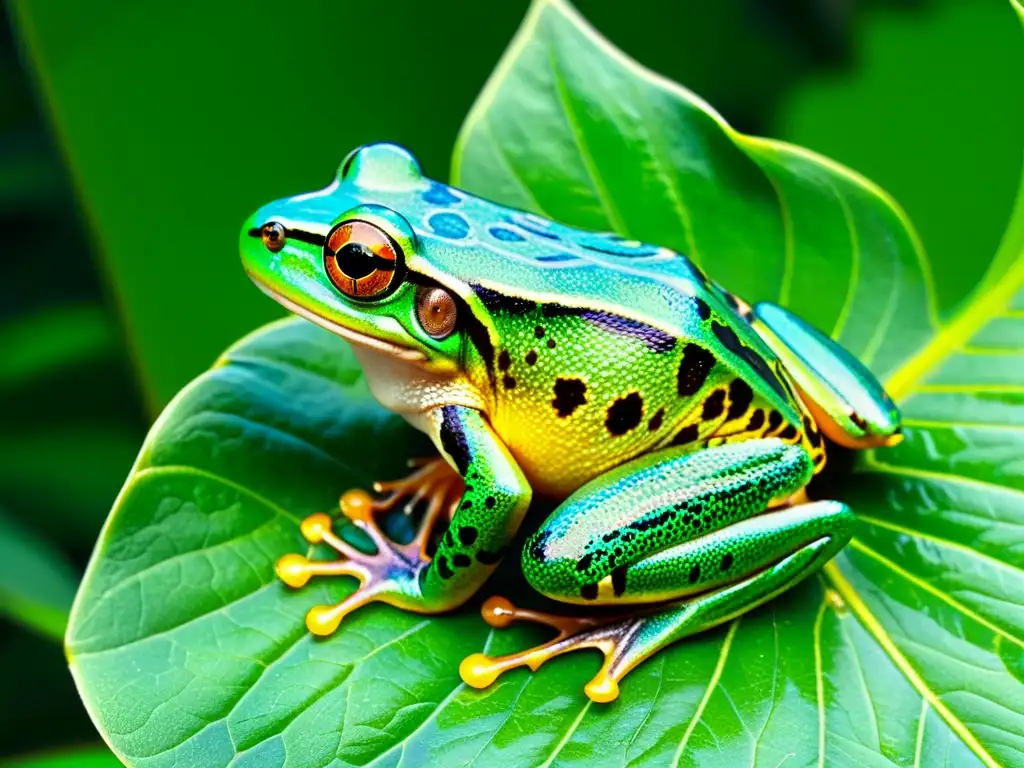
[239,143,902,703]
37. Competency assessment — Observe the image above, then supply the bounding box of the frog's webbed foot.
[370,457,464,559]
[275,458,463,635]
[460,596,643,703]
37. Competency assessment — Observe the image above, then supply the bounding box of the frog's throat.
[250,277,426,363]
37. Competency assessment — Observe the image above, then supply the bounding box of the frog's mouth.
[250,278,427,363]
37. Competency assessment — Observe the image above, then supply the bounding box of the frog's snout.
[239,207,280,272]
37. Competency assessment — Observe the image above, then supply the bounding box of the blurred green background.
[0,0,1020,763]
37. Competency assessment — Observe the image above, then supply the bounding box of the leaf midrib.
[884,256,1024,403]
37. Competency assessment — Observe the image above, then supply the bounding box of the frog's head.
[240,144,486,375]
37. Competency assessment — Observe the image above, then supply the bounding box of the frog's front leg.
[460,439,853,702]
[277,404,531,635]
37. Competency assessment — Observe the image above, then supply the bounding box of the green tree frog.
[240,143,902,702]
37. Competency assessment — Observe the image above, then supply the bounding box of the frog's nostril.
[261,222,287,253]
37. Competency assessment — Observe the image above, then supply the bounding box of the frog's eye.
[415,286,458,340]
[324,220,401,300]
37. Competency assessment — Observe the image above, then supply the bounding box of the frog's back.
[406,185,713,335]
[396,183,826,495]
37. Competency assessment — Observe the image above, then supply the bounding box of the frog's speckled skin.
[241,143,902,702]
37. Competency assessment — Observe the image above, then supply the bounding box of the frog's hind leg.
[462,501,851,702]
[460,439,853,701]
[748,301,902,449]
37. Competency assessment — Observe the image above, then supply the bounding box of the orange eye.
[324,220,401,299]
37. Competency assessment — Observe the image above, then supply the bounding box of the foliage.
[0,8,144,763]
[0,507,76,640]
[63,0,1024,765]
[7,747,124,768]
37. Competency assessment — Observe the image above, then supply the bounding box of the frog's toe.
[460,596,638,703]
[275,546,387,636]
[275,552,362,588]
[465,518,850,700]
[304,581,393,635]
[369,457,463,518]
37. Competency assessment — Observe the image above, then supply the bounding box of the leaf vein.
[849,539,1024,650]
[813,591,829,768]
[856,514,1024,579]
[671,619,739,767]
[823,560,1000,768]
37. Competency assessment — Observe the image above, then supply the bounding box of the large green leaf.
[68,0,1024,765]
[451,0,945,383]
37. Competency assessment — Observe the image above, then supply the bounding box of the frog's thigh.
[750,301,902,449]
[522,439,817,606]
